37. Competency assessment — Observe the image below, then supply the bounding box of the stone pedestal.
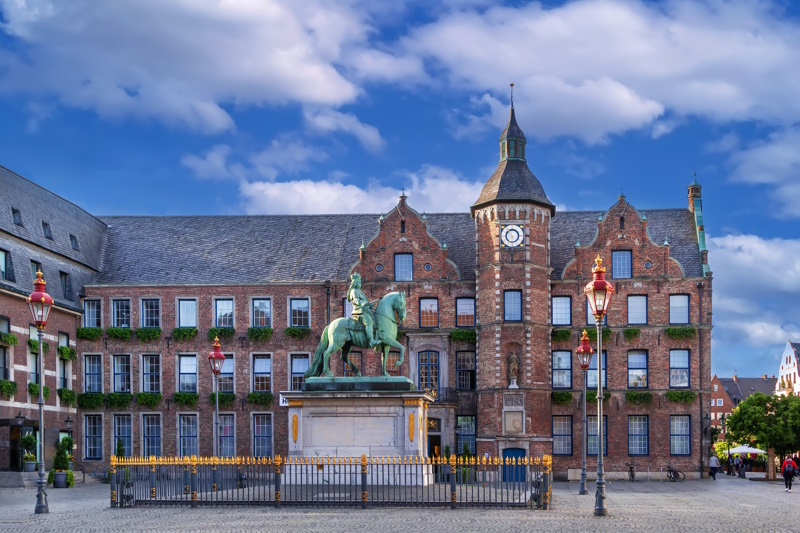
[282,384,434,459]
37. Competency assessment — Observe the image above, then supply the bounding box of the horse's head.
[395,291,407,323]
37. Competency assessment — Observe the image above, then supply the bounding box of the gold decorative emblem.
[288,399,303,407]
[292,414,299,443]
[409,413,415,442]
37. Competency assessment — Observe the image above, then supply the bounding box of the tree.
[725,392,800,457]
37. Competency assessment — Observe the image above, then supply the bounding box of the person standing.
[709,455,720,480]
[781,456,797,492]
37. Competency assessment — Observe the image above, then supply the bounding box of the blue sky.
[2,0,799,379]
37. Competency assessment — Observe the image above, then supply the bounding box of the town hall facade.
[0,105,713,479]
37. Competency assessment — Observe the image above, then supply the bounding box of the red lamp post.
[575,330,594,496]
[208,337,225,457]
[584,255,614,517]
[27,270,53,514]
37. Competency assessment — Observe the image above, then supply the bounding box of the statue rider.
[347,273,381,348]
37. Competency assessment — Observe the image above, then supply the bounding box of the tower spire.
[510,82,514,107]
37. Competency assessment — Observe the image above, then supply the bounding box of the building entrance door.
[502,447,526,482]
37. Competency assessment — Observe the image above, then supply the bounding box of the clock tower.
[471,102,556,458]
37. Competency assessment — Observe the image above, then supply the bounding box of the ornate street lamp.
[27,270,53,515]
[584,255,613,517]
[65,416,73,434]
[208,337,225,457]
[575,330,593,496]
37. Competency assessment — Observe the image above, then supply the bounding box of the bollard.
[109,456,117,508]
[274,456,282,508]
[449,454,457,510]
[361,454,368,509]
[190,456,198,508]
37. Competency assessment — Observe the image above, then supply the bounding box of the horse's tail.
[304,325,330,378]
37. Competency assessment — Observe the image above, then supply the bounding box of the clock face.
[501,224,524,248]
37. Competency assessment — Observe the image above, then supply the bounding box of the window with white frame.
[587,415,607,456]
[253,299,271,327]
[0,249,7,281]
[455,298,475,327]
[142,414,161,457]
[114,415,132,457]
[58,333,70,389]
[291,354,309,391]
[253,414,273,458]
[587,351,607,389]
[394,254,413,281]
[218,354,234,392]
[178,355,197,393]
[419,298,438,328]
[112,300,130,328]
[627,351,648,388]
[178,299,197,328]
[215,299,234,328]
[84,354,102,392]
[552,416,572,455]
[141,299,160,328]
[627,295,647,325]
[290,298,309,328]
[670,415,690,455]
[84,300,101,328]
[669,294,690,324]
[113,354,131,393]
[612,250,632,278]
[551,296,571,325]
[552,351,572,388]
[628,415,649,455]
[716,398,723,406]
[504,290,522,321]
[218,414,234,457]
[253,354,271,392]
[84,415,102,460]
[142,354,160,393]
[179,414,198,457]
[669,350,690,388]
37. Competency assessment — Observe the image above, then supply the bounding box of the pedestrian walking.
[781,456,797,492]
[709,455,720,480]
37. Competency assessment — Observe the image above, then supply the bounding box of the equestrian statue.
[304,273,407,378]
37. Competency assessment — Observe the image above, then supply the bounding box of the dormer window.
[11,208,23,226]
[42,222,53,240]
[501,142,507,159]
[69,234,80,252]
[509,140,515,158]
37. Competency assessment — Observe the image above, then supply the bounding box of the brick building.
[0,104,713,477]
[710,374,776,440]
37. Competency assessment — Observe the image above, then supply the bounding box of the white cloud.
[239,164,484,214]
[706,132,740,153]
[399,0,800,142]
[303,108,385,151]
[0,0,370,132]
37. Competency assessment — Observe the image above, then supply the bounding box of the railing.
[109,454,552,510]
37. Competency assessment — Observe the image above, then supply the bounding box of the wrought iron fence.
[110,454,552,510]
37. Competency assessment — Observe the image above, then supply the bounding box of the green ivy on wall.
[0,379,17,398]
[171,327,198,342]
[0,332,19,346]
[136,392,162,409]
[208,327,236,341]
[623,328,640,341]
[665,327,697,340]
[585,390,610,404]
[76,392,104,410]
[209,392,236,407]
[76,327,102,340]
[284,327,311,339]
[449,329,476,343]
[550,329,572,343]
[105,392,133,409]
[135,328,162,343]
[28,382,50,400]
[625,391,653,405]
[247,392,273,406]
[665,390,696,403]
[173,392,199,407]
[58,388,76,407]
[551,391,574,405]
[27,339,49,353]
[586,328,612,342]
[57,346,77,361]
[247,327,273,342]
[106,327,132,341]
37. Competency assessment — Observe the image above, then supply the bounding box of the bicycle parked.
[625,462,636,482]
[666,462,685,482]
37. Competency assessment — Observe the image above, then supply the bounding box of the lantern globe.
[27,271,54,328]
[575,330,594,370]
[584,255,614,319]
[208,337,225,375]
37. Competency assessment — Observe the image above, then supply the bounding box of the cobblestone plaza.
[1,473,797,532]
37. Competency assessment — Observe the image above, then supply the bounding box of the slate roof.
[93,214,477,285]
[791,343,800,355]
[718,377,777,401]
[499,106,526,141]
[550,209,703,279]
[472,159,555,213]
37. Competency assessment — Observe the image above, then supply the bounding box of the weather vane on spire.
[510,82,515,106]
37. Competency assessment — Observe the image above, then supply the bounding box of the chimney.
[732,374,737,382]
[761,374,767,379]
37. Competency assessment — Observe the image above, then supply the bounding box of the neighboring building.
[775,342,800,396]
[710,374,777,440]
[0,104,713,478]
